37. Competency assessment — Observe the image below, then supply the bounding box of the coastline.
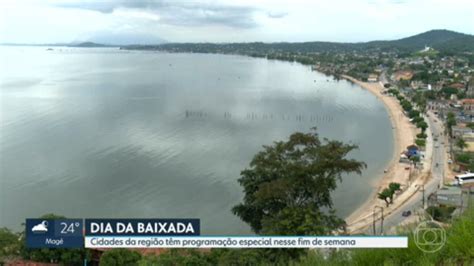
[341,75,417,228]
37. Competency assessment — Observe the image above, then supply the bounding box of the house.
[411,80,424,89]
[449,82,466,90]
[461,98,474,111]
[462,132,474,141]
[452,125,472,139]
[429,186,463,207]
[406,145,420,157]
[409,58,424,65]
[368,74,378,82]
[467,76,474,98]
[399,153,411,164]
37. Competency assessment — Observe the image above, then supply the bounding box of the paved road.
[369,111,445,235]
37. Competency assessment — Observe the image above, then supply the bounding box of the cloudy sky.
[0,0,473,44]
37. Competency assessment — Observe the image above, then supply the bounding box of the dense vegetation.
[124,30,474,55]
[106,203,474,265]
[232,128,366,237]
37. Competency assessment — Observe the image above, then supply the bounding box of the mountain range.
[124,29,474,55]
[2,30,473,54]
[365,30,474,53]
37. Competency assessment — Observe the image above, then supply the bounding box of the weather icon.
[31,220,48,233]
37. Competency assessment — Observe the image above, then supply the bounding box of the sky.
[0,0,473,44]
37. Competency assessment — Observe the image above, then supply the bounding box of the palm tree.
[410,156,420,167]
[456,138,468,152]
[388,182,401,203]
[446,112,456,137]
[378,188,393,207]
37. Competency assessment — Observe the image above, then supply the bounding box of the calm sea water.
[0,47,393,234]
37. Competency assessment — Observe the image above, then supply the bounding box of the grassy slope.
[296,201,474,265]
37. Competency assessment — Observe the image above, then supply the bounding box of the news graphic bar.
[26,219,408,249]
[85,236,408,249]
[26,219,84,248]
[85,219,200,236]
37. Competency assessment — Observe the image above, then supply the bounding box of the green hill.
[369,29,474,52]
[123,29,474,55]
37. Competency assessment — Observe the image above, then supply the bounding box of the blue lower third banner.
[85,219,200,236]
[26,219,84,248]
[84,236,408,248]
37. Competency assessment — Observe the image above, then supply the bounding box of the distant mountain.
[123,29,474,55]
[69,42,113,47]
[367,29,474,52]
[0,42,117,48]
[83,32,167,46]
[3,30,472,54]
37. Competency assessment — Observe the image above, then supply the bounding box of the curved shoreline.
[341,75,417,227]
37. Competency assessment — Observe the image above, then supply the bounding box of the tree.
[412,91,427,113]
[410,155,421,166]
[446,112,457,137]
[416,121,428,133]
[0,228,20,263]
[232,128,366,237]
[388,182,401,203]
[412,116,424,124]
[456,138,468,152]
[415,139,426,147]
[100,249,141,266]
[416,133,427,139]
[378,188,393,207]
[408,110,420,119]
[401,100,413,112]
[467,122,474,130]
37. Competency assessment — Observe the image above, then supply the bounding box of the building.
[461,99,474,111]
[399,153,411,164]
[430,186,462,207]
[420,45,431,53]
[467,76,474,98]
[449,83,466,90]
[452,126,472,139]
[406,145,420,157]
[368,74,378,82]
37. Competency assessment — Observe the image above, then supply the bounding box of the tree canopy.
[232,128,366,236]
[100,249,141,266]
[456,138,468,151]
[446,112,457,137]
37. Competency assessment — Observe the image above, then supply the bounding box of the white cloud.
[0,0,473,44]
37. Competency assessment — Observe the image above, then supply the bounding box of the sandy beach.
[341,75,424,232]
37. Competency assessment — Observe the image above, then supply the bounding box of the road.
[369,111,445,234]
